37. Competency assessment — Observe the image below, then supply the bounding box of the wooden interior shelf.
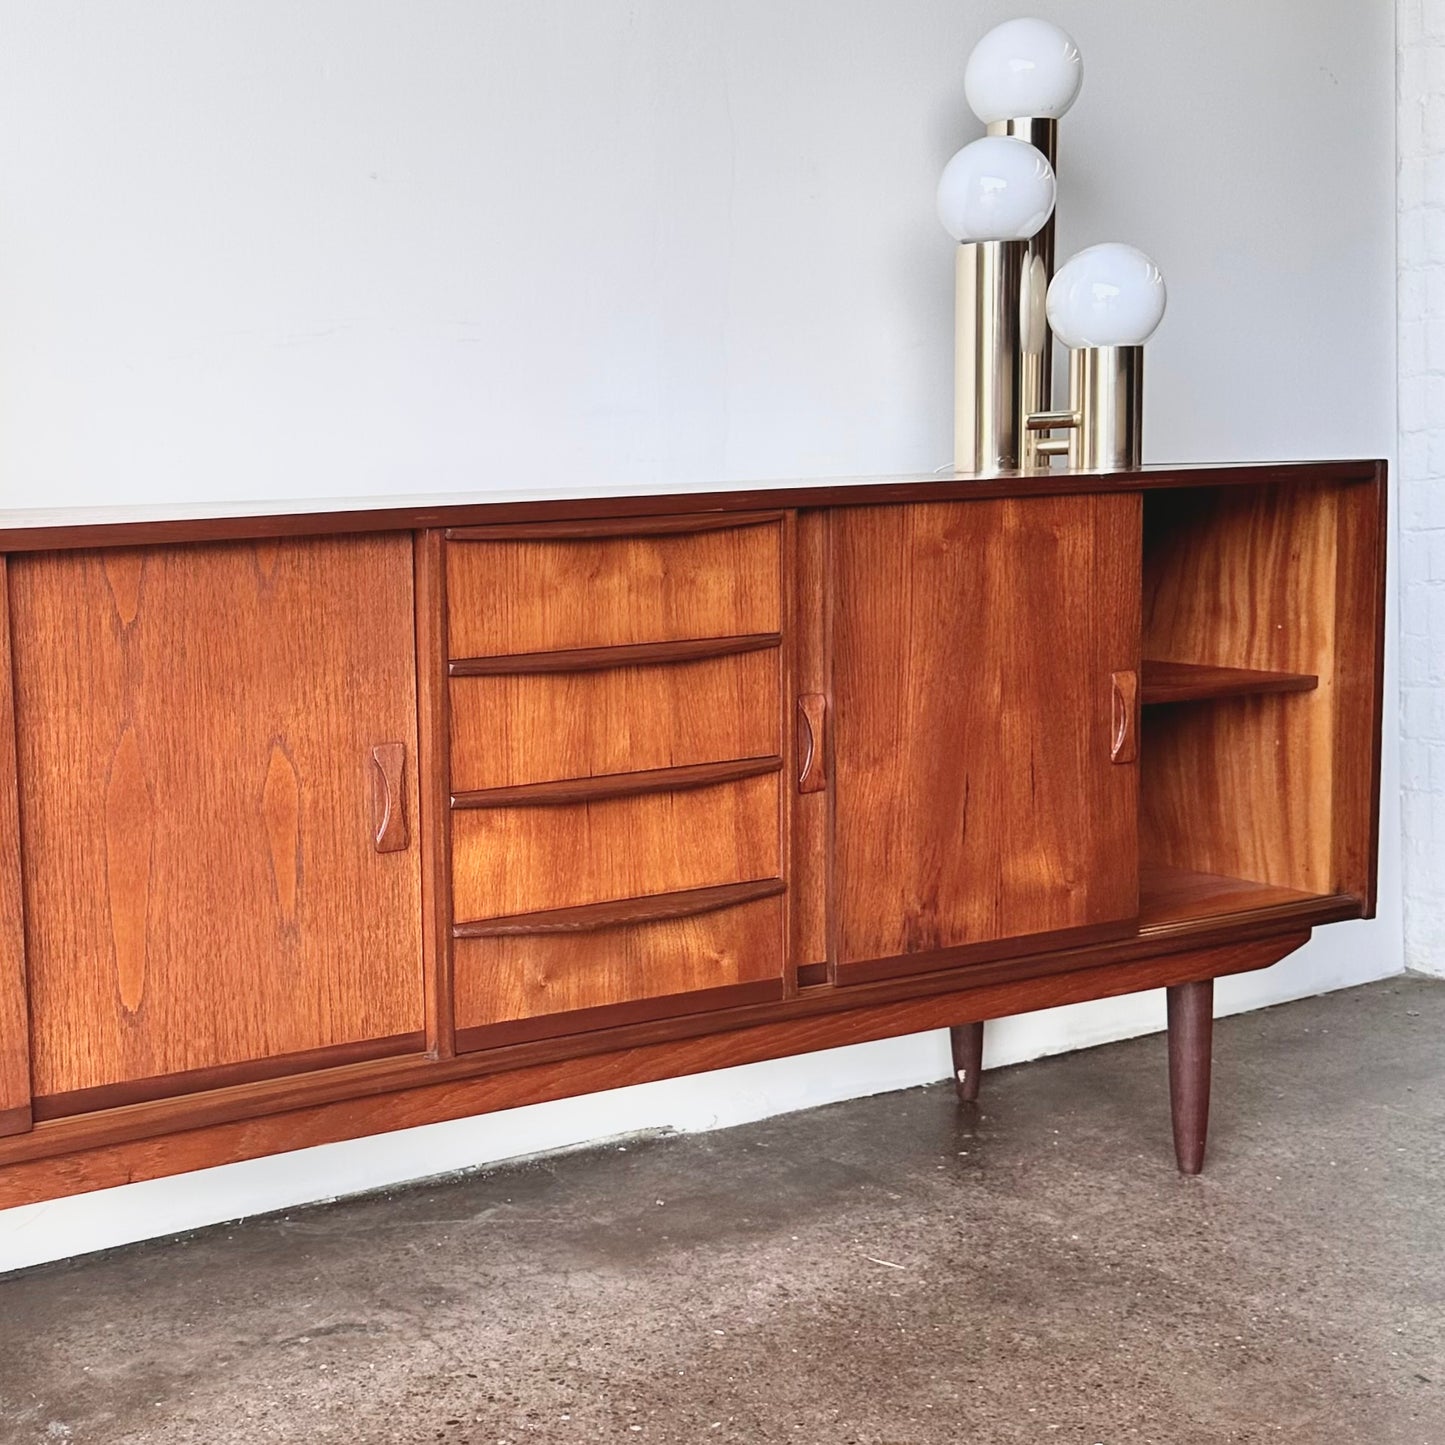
[1140,659,1319,705]
[1139,863,1337,931]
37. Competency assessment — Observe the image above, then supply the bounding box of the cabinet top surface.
[0,459,1383,551]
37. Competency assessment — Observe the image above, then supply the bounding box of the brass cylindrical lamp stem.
[954,238,1025,474]
[988,117,1057,244]
[1069,345,1144,470]
[987,117,1057,470]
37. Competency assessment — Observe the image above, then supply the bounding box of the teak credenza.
[0,460,1385,1206]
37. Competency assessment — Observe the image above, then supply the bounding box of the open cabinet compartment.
[1138,474,1385,932]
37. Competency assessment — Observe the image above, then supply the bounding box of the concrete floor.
[1,976,1442,1445]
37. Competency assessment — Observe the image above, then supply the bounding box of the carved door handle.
[797,693,827,794]
[371,742,408,852]
[1110,670,1139,764]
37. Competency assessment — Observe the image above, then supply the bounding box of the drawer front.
[452,893,785,1047]
[451,772,779,924]
[449,648,780,791]
[445,516,782,660]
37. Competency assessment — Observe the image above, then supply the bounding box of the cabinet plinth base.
[0,932,1308,1209]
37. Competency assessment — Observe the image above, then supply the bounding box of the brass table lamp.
[938,17,1167,475]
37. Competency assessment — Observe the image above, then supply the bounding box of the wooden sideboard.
[0,461,1386,1206]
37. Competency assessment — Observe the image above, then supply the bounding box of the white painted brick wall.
[1401,0,1445,973]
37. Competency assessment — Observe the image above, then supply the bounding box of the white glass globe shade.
[964,18,1083,124]
[1046,243,1167,348]
[936,136,1056,243]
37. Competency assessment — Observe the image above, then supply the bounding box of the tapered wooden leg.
[950,1021,985,1103]
[1166,979,1214,1175]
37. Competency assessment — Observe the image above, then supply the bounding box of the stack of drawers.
[443,513,789,1048]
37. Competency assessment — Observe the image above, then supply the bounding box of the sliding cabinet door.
[12,536,426,1117]
[827,494,1141,983]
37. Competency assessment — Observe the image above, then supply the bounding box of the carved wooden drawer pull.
[454,878,787,938]
[371,742,408,853]
[1111,670,1139,764]
[798,693,827,793]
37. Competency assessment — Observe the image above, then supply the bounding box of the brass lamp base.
[1071,345,1144,470]
[1026,345,1144,472]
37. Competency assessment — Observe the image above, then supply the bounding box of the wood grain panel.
[260,741,301,924]
[0,932,1311,1208]
[105,726,154,1011]
[0,560,32,1136]
[445,520,782,658]
[451,773,779,921]
[449,648,780,790]
[1140,478,1383,899]
[1143,483,1338,675]
[1142,696,1320,892]
[453,894,785,1036]
[828,494,1141,970]
[11,537,425,1099]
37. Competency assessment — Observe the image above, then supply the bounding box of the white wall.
[0,0,1399,1273]
[1399,0,1445,976]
